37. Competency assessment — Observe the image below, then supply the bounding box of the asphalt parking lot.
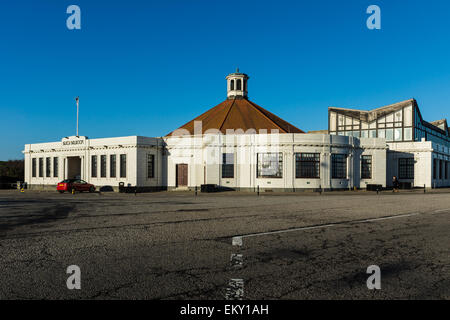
[0,189,449,299]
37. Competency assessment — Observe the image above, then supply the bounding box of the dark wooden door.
[176,164,188,187]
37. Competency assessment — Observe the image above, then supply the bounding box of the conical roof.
[167,98,304,136]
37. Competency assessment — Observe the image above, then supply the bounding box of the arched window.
[236,79,242,90]
[230,80,234,90]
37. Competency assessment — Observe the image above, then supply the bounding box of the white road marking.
[233,209,450,242]
[225,279,244,300]
[431,208,450,214]
[232,236,243,246]
[230,254,243,269]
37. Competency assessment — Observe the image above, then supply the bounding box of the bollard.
[134,187,137,196]
[195,186,197,196]
[257,185,259,196]
[424,184,426,193]
[319,185,322,195]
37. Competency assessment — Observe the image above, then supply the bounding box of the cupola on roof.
[167,71,304,136]
[226,68,249,100]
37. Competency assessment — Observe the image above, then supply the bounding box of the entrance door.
[67,156,82,179]
[176,164,188,187]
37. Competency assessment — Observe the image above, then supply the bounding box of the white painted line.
[232,236,243,246]
[225,279,244,300]
[234,210,444,240]
[230,254,243,269]
[432,208,450,214]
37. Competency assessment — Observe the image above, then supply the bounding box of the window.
[439,160,443,180]
[361,155,372,179]
[394,128,402,141]
[110,155,116,178]
[331,154,347,179]
[147,154,155,178]
[230,80,234,90]
[46,157,51,177]
[32,158,36,177]
[404,105,412,126]
[120,154,127,178]
[329,112,336,131]
[101,155,107,178]
[222,153,234,178]
[295,153,320,178]
[53,157,58,178]
[446,161,449,180]
[433,159,437,179]
[404,127,412,141]
[399,158,414,179]
[91,155,97,178]
[257,153,282,178]
[386,129,394,141]
[39,158,43,177]
[236,79,241,90]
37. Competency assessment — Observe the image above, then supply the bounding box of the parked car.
[57,179,95,193]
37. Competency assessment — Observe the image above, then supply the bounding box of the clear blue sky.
[2,0,450,160]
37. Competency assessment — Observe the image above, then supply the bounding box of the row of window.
[332,127,413,142]
[91,154,127,178]
[398,158,450,180]
[415,108,450,147]
[433,159,449,180]
[32,157,59,178]
[220,153,372,180]
[330,106,415,142]
[31,154,157,180]
[230,79,246,91]
[221,153,450,181]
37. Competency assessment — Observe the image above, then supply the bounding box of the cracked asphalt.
[0,189,449,299]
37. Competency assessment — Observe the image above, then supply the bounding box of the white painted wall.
[164,133,387,190]
[23,136,160,189]
[25,132,448,191]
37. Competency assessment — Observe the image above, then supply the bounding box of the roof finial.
[236,67,239,73]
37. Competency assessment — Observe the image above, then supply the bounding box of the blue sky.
[1,0,450,159]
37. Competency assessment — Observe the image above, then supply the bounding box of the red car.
[57,179,96,193]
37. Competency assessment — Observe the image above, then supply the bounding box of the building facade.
[24,136,164,191]
[23,71,448,191]
[329,99,450,188]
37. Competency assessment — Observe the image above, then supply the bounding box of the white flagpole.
[76,97,79,136]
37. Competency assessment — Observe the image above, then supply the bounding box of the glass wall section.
[330,102,417,142]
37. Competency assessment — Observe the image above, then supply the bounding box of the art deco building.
[23,71,449,191]
[329,99,450,187]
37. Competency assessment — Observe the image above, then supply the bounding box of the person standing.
[392,176,400,192]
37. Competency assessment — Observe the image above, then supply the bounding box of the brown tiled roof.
[167,98,304,136]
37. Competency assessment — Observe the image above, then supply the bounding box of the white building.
[329,99,450,188]
[24,136,165,191]
[23,71,448,191]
